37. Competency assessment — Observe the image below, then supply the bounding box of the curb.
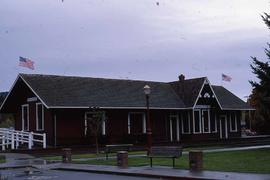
[54,166,211,180]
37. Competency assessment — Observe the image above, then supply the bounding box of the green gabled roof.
[19,74,185,109]
[1,73,253,111]
[212,85,253,110]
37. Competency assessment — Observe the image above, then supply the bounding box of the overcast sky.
[0,0,269,100]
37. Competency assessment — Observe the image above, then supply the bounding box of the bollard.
[117,151,128,168]
[189,150,203,171]
[62,148,72,163]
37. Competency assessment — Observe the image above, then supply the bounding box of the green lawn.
[73,148,270,174]
[42,145,231,161]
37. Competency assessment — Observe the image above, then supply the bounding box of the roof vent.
[178,74,185,82]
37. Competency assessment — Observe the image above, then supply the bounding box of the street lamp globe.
[143,85,151,95]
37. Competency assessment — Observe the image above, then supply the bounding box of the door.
[170,115,180,142]
[219,115,228,139]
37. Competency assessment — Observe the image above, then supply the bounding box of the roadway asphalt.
[0,168,158,180]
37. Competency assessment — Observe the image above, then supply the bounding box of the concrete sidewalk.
[56,163,270,180]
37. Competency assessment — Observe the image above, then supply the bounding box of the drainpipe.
[54,112,57,147]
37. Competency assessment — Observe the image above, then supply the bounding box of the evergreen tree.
[249,13,270,133]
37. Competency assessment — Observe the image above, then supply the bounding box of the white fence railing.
[0,128,46,151]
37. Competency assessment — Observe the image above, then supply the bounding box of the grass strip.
[73,148,270,174]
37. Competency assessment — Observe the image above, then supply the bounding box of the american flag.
[19,57,35,70]
[222,73,232,82]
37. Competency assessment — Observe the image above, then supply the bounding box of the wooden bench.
[105,144,133,160]
[148,146,182,167]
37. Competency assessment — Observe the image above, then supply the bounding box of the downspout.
[53,112,57,147]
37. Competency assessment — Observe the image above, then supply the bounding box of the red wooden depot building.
[0,74,253,147]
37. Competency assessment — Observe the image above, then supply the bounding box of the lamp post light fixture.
[143,85,152,153]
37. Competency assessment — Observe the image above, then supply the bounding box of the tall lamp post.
[143,85,152,153]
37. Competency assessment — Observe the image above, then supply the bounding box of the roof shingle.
[20,74,185,109]
[1,73,252,110]
[212,85,253,110]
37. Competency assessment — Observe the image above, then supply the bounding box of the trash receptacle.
[62,148,72,163]
[189,150,203,171]
[117,151,128,168]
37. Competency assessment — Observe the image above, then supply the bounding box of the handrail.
[0,128,46,151]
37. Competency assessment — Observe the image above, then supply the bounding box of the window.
[181,111,190,134]
[202,110,210,133]
[210,111,217,133]
[169,114,180,142]
[193,109,201,133]
[84,112,106,137]
[36,103,44,131]
[128,112,145,135]
[203,92,211,98]
[230,112,237,132]
[22,104,29,131]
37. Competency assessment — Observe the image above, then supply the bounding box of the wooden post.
[11,133,14,150]
[43,133,46,149]
[5,131,8,149]
[28,132,33,149]
[189,150,203,171]
[62,148,72,163]
[2,136,5,151]
[16,132,19,149]
[21,130,24,145]
[117,151,128,168]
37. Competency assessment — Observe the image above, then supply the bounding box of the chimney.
[178,74,185,82]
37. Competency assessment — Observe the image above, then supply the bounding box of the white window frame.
[128,112,146,135]
[36,103,44,131]
[212,113,218,133]
[219,115,228,139]
[181,112,191,134]
[21,104,29,131]
[102,113,106,135]
[169,114,180,142]
[193,109,201,134]
[202,109,210,133]
[230,112,238,132]
[84,111,106,136]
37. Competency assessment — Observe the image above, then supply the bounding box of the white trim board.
[0,75,20,111]
[193,109,202,134]
[202,109,210,133]
[229,112,238,132]
[128,112,146,135]
[36,103,44,131]
[21,104,29,131]
[49,106,193,110]
[84,111,106,136]
[169,114,180,142]
[19,75,49,109]
[192,78,223,110]
[219,115,228,139]
[0,75,49,111]
[192,78,206,109]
